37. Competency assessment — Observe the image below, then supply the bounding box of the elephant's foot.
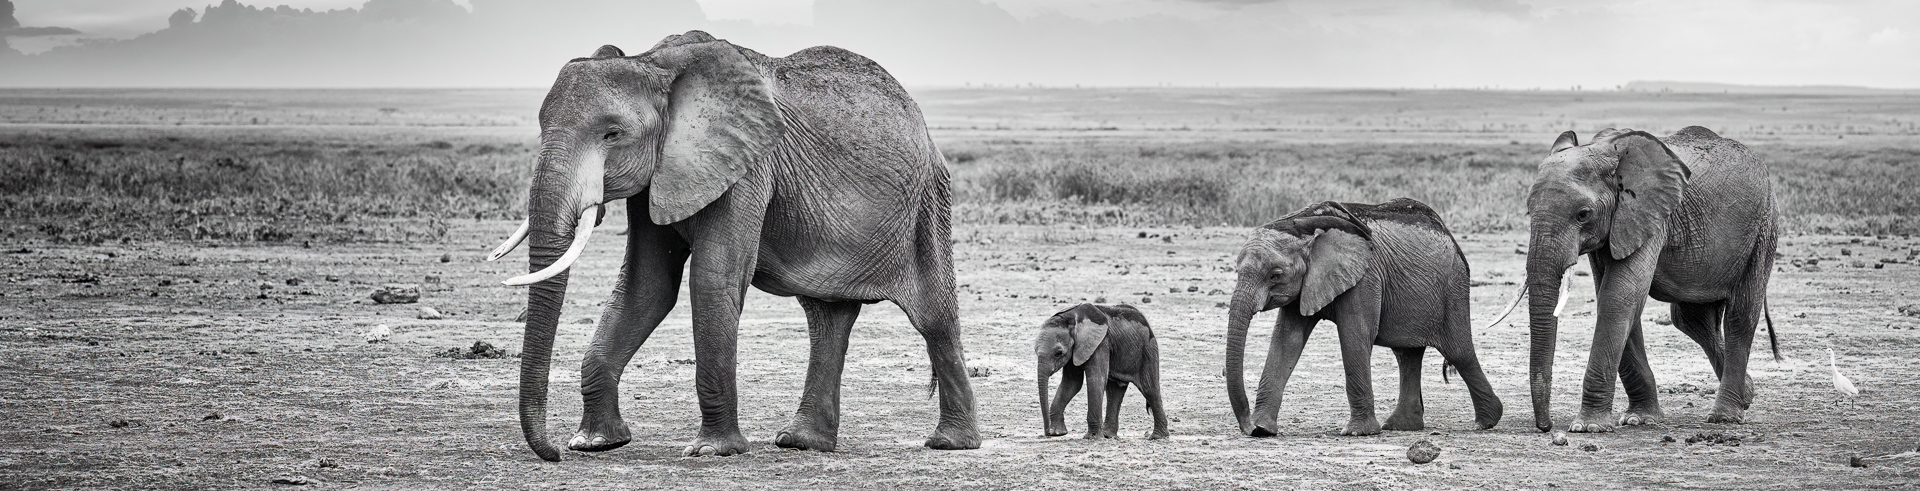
[923,422,980,450]
[1043,423,1068,438]
[1617,406,1664,426]
[1567,411,1616,433]
[1340,417,1382,436]
[681,432,752,457]
[1381,412,1425,432]
[1705,404,1746,424]
[1146,429,1169,440]
[1474,403,1503,430]
[774,425,838,452]
[567,418,632,452]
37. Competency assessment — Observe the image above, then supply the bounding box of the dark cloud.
[2,0,16,30]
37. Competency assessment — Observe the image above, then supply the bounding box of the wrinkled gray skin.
[1522,127,1776,433]
[1224,199,1501,436]
[510,31,977,461]
[1035,304,1168,440]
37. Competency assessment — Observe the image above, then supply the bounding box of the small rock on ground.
[370,284,419,304]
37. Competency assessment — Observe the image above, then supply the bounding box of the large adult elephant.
[1503,126,1777,433]
[486,31,978,461]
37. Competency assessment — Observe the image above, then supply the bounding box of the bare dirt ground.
[4,213,1918,489]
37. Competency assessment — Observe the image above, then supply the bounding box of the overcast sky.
[2,0,1915,88]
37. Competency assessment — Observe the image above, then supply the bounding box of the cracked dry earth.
[3,218,1918,489]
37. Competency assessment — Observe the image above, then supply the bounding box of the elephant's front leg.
[1082,360,1110,439]
[1100,380,1128,439]
[573,216,691,452]
[776,297,862,451]
[677,189,770,457]
[1570,252,1659,433]
[1048,366,1085,437]
[1382,347,1425,431]
[1336,321,1382,436]
[1250,311,1315,437]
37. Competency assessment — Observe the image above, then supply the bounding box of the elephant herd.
[482,31,1778,461]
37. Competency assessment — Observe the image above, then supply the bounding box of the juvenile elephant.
[486,31,978,461]
[1034,304,1168,440]
[1499,127,1777,433]
[1224,199,1501,436]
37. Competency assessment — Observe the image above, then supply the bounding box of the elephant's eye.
[1574,208,1592,223]
[602,129,622,141]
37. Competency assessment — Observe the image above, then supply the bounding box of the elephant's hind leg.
[572,217,690,452]
[1708,292,1765,423]
[1616,318,1665,426]
[1437,343,1501,430]
[898,290,981,450]
[777,297,862,452]
[1382,347,1426,431]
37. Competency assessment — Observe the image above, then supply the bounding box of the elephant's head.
[1223,205,1372,434]
[488,31,784,461]
[1520,129,1689,431]
[1035,304,1110,436]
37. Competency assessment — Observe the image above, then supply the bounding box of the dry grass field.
[2,88,1918,489]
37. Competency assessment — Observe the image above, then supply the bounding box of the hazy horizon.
[2,0,1916,90]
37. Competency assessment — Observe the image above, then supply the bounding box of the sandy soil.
[3,218,1918,489]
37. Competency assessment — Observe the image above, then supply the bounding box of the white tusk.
[1482,284,1527,331]
[486,220,531,262]
[501,206,599,286]
[1551,271,1571,318]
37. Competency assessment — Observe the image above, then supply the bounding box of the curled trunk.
[1223,285,1262,435]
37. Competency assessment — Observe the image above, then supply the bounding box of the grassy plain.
[3,88,1919,488]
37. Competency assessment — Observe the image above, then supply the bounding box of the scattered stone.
[1579,443,1600,452]
[1652,312,1673,325]
[1850,455,1867,468]
[157,279,173,286]
[575,317,595,325]
[1406,439,1441,464]
[1841,248,1853,256]
[1093,296,1106,303]
[1850,260,1867,268]
[435,341,514,360]
[1551,432,1569,446]
[270,476,311,485]
[325,275,341,282]
[107,418,130,428]
[1140,296,1152,304]
[1208,289,1225,295]
[1898,304,1920,317]
[1514,247,1526,255]
[1168,287,1181,294]
[417,307,443,320]
[285,278,302,286]
[439,253,452,263]
[370,284,419,304]
[1661,435,1676,443]
[363,324,392,344]
[317,458,339,469]
[203,412,223,421]
[1187,285,1199,292]
[1215,302,1228,309]
[968,366,992,378]
[426,378,479,391]
[423,275,441,284]
[1138,231,1148,238]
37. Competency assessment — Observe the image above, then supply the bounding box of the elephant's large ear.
[1300,228,1372,316]
[643,41,782,225]
[1550,131,1579,153]
[1069,305,1110,366]
[1606,131,1691,260]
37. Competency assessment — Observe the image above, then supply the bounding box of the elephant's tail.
[1441,359,1453,384]
[926,372,938,399]
[1765,303,1782,362]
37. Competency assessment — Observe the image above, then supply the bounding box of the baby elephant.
[1035,304,1168,440]
[1223,198,1501,436]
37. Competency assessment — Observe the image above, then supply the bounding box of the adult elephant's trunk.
[510,139,606,461]
[1525,237,1575,433]
[1223,281,1263,435]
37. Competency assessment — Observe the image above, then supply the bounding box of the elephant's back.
[772,46,937,161]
